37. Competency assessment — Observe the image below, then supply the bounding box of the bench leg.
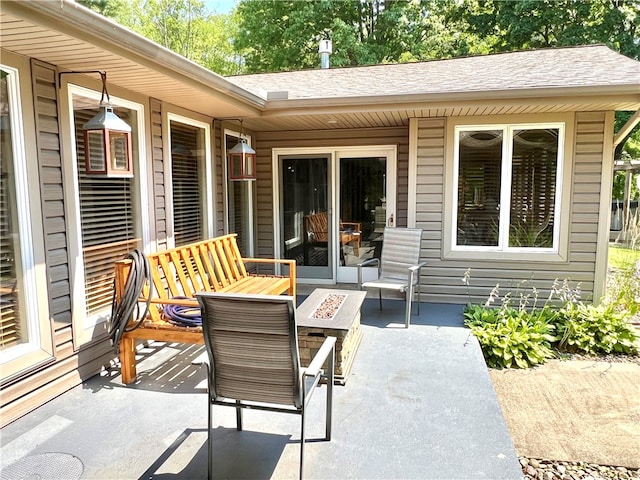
[120,336,137,384]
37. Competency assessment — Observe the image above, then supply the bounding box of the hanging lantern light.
[228,120,256,181]
[82,72,133,178]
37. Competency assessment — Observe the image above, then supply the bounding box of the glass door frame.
[274,150,335,283]
[272,145,397,284]
[335,147,397,283]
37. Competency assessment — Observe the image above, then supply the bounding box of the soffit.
[240,99,640,132]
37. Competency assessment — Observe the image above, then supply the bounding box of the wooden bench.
[114,233,296,384]
[304,211,361,247]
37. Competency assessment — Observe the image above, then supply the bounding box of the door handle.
[388,214,394,227]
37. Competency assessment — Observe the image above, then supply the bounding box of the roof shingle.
[227,45,640,101]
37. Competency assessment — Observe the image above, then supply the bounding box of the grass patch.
[609,245,640,270]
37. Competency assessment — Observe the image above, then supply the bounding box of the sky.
[204,0,237,14]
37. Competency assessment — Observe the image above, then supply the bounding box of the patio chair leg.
[208,398,213,480]
[300,409,306,480]
[378,290,382,311]
[405,284,413,328]
[326,344,335,441]
[235,400,243,431]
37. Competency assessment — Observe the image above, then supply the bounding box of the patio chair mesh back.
[198,294,302,408]
[380,227,423,283]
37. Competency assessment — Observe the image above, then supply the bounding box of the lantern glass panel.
[109,132,129,171]
[230,153,243,179]
[86,130,106,173]
[246,153,255,177]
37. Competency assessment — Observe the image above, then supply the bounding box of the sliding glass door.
[336,149,396,282]
[280,155,332,280]
[276,146,396,283]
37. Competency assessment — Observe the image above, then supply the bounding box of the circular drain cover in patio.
[1,452,83,480]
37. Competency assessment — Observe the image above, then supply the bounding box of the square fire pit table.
[297,288,366,385]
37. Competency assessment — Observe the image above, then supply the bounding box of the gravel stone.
[520,457,640,480]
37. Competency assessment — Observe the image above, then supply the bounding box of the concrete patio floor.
[1,298,522,479]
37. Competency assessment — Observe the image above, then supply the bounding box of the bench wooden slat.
[198,242,219,290]
[209,239,231,289]
[189,245,211,292]
[221,276,292,296]
[155,254,178,298]
[220,239,243,283]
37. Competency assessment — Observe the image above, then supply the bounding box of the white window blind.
[171,121,203,246]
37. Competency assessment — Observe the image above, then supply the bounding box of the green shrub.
[462,270,639,369]
[465,308,557,369]
[555,303,638,356]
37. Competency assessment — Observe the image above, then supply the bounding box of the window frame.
[444,114,574,262]
[0,58,53,382]
[165,113,213,248]
[62,83,149,347]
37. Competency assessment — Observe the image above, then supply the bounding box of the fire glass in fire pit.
[312,294,346,319]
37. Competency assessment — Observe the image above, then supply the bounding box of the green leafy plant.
[555,303,638,356]
[463,270,639,369]
[466,308,557,368]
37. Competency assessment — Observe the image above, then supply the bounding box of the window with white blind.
[1,69,25,351]
[1,61,52,377]
[452,123,565,254]
[224,131,255,257]
[72,96,140,317]
[170,120,205,246]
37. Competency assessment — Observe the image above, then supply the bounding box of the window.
[453,123,565,254]
[1,61,52,377]
[224,130,255,256]
[72,95,140,317]
[170,120,205,246]
[1,67,28,352]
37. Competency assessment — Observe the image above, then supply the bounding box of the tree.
[233,0,473,72]
[459,0,640,59]
[78,0,243,75]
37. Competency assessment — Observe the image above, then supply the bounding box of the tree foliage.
[233,0,489,72]
[459,0,640,59]
[78,0,243,75]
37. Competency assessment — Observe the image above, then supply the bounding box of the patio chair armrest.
[357,258,380,289]
[305,336,337,378]
[408,261,427,273]
[357,258,380,268]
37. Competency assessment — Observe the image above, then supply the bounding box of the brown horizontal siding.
[415,113,604,304]
[254,127,409,259]
[213,122,225,235]
[150,98,167,250]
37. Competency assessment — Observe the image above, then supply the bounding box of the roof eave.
[261,84,640,116]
